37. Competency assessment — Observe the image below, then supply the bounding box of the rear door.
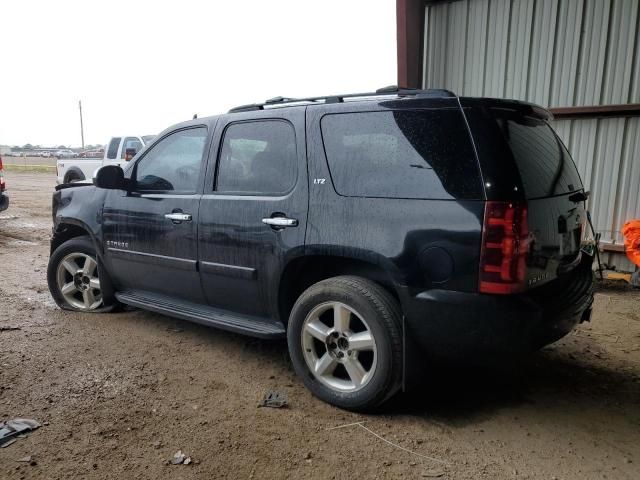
[102,125,210,303]
[462,101,587,289]
[198,108,308,319]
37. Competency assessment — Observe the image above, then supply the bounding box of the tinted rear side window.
[320,110,482,199]
[216,120,297,195]
[491,109,582,199]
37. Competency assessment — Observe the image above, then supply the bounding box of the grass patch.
[3,164,56,173]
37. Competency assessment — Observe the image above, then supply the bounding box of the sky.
[0,0,397,148]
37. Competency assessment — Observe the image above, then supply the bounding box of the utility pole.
[78,100,85,149]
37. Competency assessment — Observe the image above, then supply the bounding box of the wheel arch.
[277,252,402,327]
[51,221,100,256]
[63,167,86,183]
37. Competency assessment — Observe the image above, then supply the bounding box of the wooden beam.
[397,0,426,89]
[601,243,626,253]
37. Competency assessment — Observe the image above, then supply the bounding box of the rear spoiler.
[459,97,553,121]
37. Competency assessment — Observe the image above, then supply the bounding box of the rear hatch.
[461,98,588,292]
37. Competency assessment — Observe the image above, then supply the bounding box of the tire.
[64,173,79,184]
[47,236,118,313]
[287,275,403,411]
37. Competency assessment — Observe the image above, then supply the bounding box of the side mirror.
[94,165,126,190]
[125,148,137,161]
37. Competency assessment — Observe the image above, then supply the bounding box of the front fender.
[52,185,107,255]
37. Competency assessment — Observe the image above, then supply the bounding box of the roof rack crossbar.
[228,86,457,113]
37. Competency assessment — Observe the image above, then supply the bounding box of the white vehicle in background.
[56,135,155,184]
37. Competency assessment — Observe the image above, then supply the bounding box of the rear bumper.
[0,193,8,212]
[401,256,595,358]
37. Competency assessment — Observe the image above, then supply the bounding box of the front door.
[198,109,308,319]
[102,125,210,303]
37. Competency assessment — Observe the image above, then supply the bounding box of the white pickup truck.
[56,135,155,184]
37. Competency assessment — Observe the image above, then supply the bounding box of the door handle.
[165,213,192,222]
[262,217,298,228]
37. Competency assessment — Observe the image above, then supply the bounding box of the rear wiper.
[569,191,589,203]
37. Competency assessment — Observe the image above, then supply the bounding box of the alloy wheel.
[301,301,377,392]
[55,252,103,310]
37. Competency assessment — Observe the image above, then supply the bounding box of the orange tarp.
[623,220,640,267]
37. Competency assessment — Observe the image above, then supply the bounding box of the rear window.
[320,110,482,200]
[106,137,121,160]
[491,109,582,199]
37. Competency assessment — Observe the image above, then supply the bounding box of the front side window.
[320,110,482,200]
[106,137,121,160]
[216,120,297,194]
[135,127,207,193]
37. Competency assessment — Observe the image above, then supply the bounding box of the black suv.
[47,88,594,410]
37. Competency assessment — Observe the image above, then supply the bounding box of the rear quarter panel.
[57,159,102,184]
[305,102,484,295]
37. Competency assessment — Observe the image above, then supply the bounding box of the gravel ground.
[1,172,639,479]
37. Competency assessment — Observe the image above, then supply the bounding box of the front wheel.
[287,276,403,411]
[47,236,116,312]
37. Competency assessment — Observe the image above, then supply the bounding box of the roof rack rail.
[228,86,457,113]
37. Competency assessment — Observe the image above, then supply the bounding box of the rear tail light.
[479,201,529,294]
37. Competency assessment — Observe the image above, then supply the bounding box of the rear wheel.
[47,236,117,312]
[64,173,80,183]
[287,276,403,411]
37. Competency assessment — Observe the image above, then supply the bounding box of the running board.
[115,290,285,339]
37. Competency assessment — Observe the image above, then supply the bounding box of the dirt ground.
[1,172,639,480]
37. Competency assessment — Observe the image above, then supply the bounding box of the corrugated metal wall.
[423,0,640,271]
